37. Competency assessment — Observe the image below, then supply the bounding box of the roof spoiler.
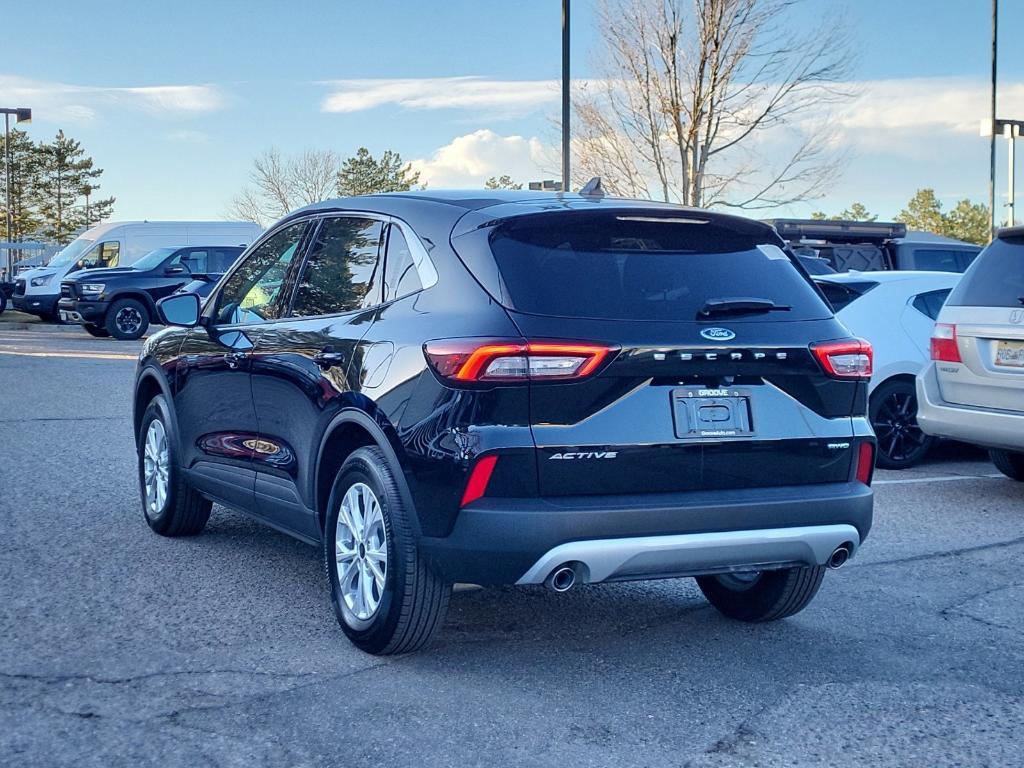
[769,219,907,243]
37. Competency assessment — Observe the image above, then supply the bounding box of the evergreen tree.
[896,188,991,245]
[944,199,990,245]
[336,148,421,198]
[34,130,115,243]
[0,128,43,240]
[484,175,523,190]
[895,188,946,237]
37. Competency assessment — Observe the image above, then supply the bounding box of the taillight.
[930,323,961,362]
[856,441,875,485]
[423,339,615,383]
[811,338,873,378]
[461,455,498,507]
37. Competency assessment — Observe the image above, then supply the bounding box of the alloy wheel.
[116,307,143,334]
[872,389,927,463]
[143,419,169,516]
[335,482,388,621]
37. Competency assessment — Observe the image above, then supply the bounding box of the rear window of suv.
[455,211,831,322]
[946,235,1024,308]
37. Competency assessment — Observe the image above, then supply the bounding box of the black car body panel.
[134,191,875,586]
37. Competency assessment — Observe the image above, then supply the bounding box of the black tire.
[696,566,826,622]
[324,446,451,655]
[869,378,934,469]
[48,309,66,324]
[106,298,150,340]
[0,291,6,314]
[990,449,1024,481]
[138,395,211,536]
[83,324,110,338]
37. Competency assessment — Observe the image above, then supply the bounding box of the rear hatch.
[452,206,866,497]
[937,232,1024,412]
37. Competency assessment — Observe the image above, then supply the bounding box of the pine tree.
[485,175,523,190]
[336,148,421,198]
[34,131,115,244]
[0,128,43,240]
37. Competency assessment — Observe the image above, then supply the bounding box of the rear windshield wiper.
[697,297,792,318]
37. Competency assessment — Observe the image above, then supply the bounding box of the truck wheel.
[990,449,1024,481]
[83,324,110,338]
[869,379,933,469]
[324,446,451,655]
[138,395,211,536]
[697,566,826,622]
[0,292,6,314]
[106,298,149,340]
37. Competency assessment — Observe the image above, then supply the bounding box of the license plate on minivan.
[672,388,753,439]
[995,340,1024,368]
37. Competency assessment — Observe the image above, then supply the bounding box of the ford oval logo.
[700,327,736,341]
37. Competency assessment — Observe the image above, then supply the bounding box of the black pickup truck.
[770,219,982,273]
[58,245,243,339]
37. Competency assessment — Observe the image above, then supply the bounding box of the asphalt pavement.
[1,327,1023,767]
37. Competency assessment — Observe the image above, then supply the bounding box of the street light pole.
[989,0,998,237]
[2,107,32,279]
[561,0,570,193]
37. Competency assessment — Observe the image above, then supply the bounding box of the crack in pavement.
[853,535,1024,569]
[0,669,317,686]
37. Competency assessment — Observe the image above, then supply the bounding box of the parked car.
[772,219,981,273]
[58,245,245,339]
[917,226,1024,480]
[136,190,875,655]
[13,220,261,322]
[0,280,12,315]
[816,271,960,468]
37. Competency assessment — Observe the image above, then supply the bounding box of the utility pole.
[989,0,998,237]
[561,0,570,193]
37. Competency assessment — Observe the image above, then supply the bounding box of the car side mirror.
[157,292,201,327]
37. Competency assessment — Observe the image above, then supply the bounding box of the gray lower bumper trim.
[515,524,861,585]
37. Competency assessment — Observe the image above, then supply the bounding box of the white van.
[13,221,262,320]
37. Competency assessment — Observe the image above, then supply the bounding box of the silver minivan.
[917,227,1024,480]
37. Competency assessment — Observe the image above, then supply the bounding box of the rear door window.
[460,212,831,321]
[946,236,1024,308]
[290,216,384,317]
[383,224,423,301]
[911,289,952,320]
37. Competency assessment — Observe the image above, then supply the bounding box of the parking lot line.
[0,349,137,361]
[874,473,1004,485]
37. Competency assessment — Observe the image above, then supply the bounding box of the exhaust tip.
[545,565,577,593]
[827,544,853,570]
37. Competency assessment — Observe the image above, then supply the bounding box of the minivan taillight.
[811,338,873,379]
[424,339,615,383]
[930,323,961,362]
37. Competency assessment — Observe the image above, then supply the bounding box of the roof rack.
[768,219,907,244]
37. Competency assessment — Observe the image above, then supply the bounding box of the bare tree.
[573,0,855,209]
[229,148,340,225]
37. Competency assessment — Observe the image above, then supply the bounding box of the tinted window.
[912,249,965,272]
[175,247,241,274]
[291,217,383,317]
[912,289,952,320]
[947,236,1024,308]
[383,225,423,301]
[466,213,830,321]
[215,222,307,324]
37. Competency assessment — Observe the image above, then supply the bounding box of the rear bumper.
[917,363,1024,451]
[12,292,59,316]
[419,481,873,586]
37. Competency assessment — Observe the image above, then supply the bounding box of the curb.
[0,320,90,333]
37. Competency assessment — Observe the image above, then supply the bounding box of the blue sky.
[2,0,1022,223]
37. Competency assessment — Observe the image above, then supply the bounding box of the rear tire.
[697,566,826,622]
[869,378,933,469]
[0,292,6,314]
[138,395,211,536]
[324,446,451,655]
[83,324,110,338]
[106,298,149,340]
[990,449,1024,481]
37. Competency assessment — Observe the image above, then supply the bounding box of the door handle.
[224,350,248,369]
[313,349,347,369]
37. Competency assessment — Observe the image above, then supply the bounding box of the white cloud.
[410,129,552,188]
[0,75,226,123]
[320,77,558,116]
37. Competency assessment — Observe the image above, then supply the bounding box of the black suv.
[135,191,875,654]
[59,245,244,339]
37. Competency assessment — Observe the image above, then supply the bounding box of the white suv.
[917,227,1024,479]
